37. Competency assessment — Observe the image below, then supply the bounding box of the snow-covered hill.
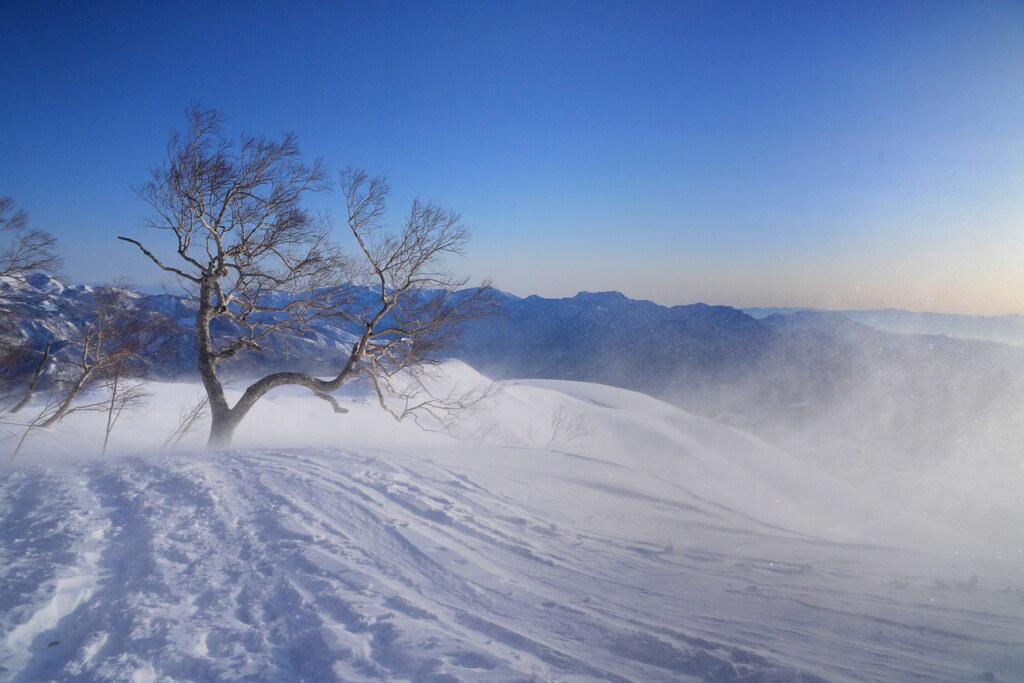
[2,365,1021,682]
[7,275,1024,488]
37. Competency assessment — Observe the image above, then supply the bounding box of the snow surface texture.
[1,362,1022,682]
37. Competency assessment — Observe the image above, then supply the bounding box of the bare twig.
[8,390,61,460]
[544,405,590,451]
[101,379,150,456]
[162,394,211,449]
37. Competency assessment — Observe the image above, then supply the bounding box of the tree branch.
[117,236,201,282]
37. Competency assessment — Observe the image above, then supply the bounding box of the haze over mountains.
[6,275,1024,478]
[745,306,1024,347]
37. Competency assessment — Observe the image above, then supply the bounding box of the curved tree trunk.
[197,267,370,449]
[204,358,362,448]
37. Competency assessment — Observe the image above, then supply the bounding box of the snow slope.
[1,364,1022,682]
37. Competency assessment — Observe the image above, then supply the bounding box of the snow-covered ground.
[1,363,1022,681]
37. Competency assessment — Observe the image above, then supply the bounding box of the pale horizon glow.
[475,241,1024,316]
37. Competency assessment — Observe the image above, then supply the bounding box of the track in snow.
[2,446,1022,682]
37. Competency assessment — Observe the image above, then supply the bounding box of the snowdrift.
[1,362,1021,681]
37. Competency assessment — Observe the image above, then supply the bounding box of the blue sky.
[2,1,1023,313]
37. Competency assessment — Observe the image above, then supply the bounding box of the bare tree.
[39,285,171,427]
[0,197,63,404]
[100,378,150,456]
[4,285,169,458]
[519,404,590,451]
[0,196,62,281]
[543,405,590,451]
[121,106,495,447]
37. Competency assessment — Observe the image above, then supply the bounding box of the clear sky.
[2,1,1024,314]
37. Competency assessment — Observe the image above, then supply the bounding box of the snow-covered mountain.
[2,365,1021,682]
[0,274,359,383]
[5,277,1023,545]
[452,291,1024,476]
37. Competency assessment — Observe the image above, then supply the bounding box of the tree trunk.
[101,362,121,456]
[40,368,92,428]
[10,340,51,414]
[197,277,234,448]
[207,410,240,448]
[195,275,366,448]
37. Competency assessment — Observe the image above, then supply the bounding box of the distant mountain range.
[451,291,1024,471]
[4,275,1022,475]
[0,274,360,384]
[744,306,1024,346]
